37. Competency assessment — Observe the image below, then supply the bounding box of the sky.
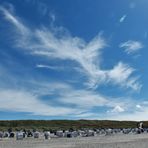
[0,0,148,120]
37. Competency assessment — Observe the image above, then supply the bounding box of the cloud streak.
[107,62,141,91]
[119,15,127,23]
[0,80,128,118]
[0,6,28,35]
[0,89,82,116]
[120,40,143,54]
[36,64,64,71]
[0,6,141,91]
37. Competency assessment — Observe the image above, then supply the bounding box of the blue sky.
[0,0,148,120]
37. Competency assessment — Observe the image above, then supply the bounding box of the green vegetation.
[0,120,148,131]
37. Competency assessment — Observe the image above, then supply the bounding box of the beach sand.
[1,134,148,148]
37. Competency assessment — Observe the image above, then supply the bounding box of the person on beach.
[137,121,144,133]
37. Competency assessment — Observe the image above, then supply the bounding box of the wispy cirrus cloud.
[36,64,64,71]
[0,60,127,117]
[0,6,28,35]
[59,89,108,108]
[107,62,141,91]
[120,40,143,54]
[0,89,83,116]
[0,5,142,119]
[0,78,128,117]
[119,15,127,23]
[0,6,141,91]
[0,54,143,119]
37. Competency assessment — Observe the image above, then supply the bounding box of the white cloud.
[105,101,148,121]
[0,81,127,118]
[0,6,28,35]
[59,90,108,108]
[0,89,83,116]
[0,4,145,120]
[136,104,142,109]
[107,109,148,121]
[0,6,141,91]
[75,112,98,118]
[0,65,122,117]
[109,105,125,113]
[119,15,127,23]
[47,83,128,111]
[0,61,142,119]
[107,62,141,91]
[36,64,63,70]
[120,40,143,54]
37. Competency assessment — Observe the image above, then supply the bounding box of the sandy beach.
[1,134,148,148]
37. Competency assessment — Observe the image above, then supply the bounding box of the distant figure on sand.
[137,121,144,133]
